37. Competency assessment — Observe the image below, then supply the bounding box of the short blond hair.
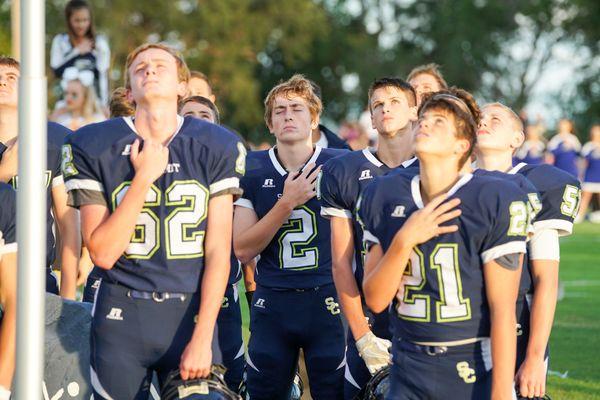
[264,74,322,129]
[482,102,523,132]
[124,43,190,90]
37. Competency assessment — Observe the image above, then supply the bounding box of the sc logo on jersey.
[456,361,476,384]
[325,297,340,315]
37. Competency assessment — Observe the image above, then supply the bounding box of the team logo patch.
[254,298,266,309]
[456,361,476,383]
[325,297,340,315]
[106,307,123,321]
[391,205,406,218]
[262,178,275,188]
[359,169,373,180]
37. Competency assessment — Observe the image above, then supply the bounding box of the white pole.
[14,0,46,397]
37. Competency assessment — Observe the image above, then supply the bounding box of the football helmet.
[161,365,241,400]
[358,365,390,400]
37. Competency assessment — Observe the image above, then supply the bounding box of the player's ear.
[455,137,470,157]
[408,105,418,122]
[177,79,188,99]
[125,87,134,104]
[512,129,525,150]
[310,114,320,131]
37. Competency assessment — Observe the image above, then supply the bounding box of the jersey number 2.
[278,206,319,270]
[112,180,208,259]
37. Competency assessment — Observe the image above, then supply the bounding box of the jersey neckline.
[411,173,473,209]
[122,115,185,146]
[268,145,322,176]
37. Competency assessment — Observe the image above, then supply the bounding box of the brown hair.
[189,71,213,95]
[109,87,135,118]
[264,74,322,129]
[407,63,448,90]
[368,77,417,110]
[418,89,478,167]
[65,0,96,46]
[0,56,19,70]
[124,43,190,90]
[178,95,220,124]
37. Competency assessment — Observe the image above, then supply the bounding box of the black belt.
[126,289,187,302]
[398,340,448,356]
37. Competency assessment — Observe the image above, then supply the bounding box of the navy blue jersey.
[0,183,17,259]
[235,146,348,289]
[473,168,541,295]
[318,149,418,287]
[63,116,245,293]
[359,173,529,342]
[510,163,581,295]
[0,122,70,268]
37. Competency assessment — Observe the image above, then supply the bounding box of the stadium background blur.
[1,1,599,398]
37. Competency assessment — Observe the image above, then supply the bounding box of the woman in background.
[514,123,546,165]
[577,124,600,222]
[50,0,110,105]
[547,118,581,177]
[50,68,105,131]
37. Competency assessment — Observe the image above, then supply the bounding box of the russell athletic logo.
[359,169,373,180]
[263,179,275,188]
[391,205,406,217]
[106,308,123,321]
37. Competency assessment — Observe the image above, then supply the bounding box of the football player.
[63,43,245,399]
[0,56,79,298]
[407,63,448,105]
[318,77,417,399]
[233,74,347,399]
[0,183,17,400]
[476,103,581,399]
[179,94,246,390]
[360,92,529,400]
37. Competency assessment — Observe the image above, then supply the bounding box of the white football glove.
[0,385,10,400]
[355,331,392,375]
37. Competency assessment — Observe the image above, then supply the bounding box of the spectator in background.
[339,121,369,150]
[309,80,351,150]
[513,123,546,165]
[188,71,216,102]
[108,87,135,118]
[406,63,448,105]
[547,118,581,177]
[50,68,105,130]
[50,0,110,105]
[578,124,600,221]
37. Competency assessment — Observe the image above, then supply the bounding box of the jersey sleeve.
[48,122,71,188]
[234,173,256,210]
[206,132,245,198]
[318,159,353,218]
[480,183,528,264]
[533,180,581,236]
[62,135,107,208]
[0,185,17,259]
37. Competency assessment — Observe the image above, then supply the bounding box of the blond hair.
[407,63,448,90]
[264,74,322,129]
[482,102,523,132]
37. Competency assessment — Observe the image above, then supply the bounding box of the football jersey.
[582,141,600,184]
[0,122,70,268]
[318,149,418,287]
[63,116,245,293]
[235,146,348,289]
[509,162,581,294]
[513,140,545,165]
[359,173,529,342]
[473,168,541,296]
[547,134,581,177]
[0,183,17,261]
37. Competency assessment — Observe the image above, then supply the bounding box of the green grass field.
[546,222,600,399]
[238,222,600,399]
